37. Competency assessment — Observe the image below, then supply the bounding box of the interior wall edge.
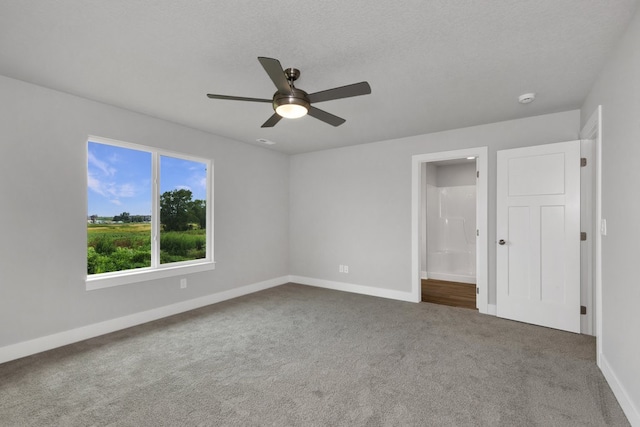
[578,3,640,421]
[600,353,640,426]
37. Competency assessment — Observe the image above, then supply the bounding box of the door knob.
[498,239,506,245]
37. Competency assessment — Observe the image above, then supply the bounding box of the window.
[86,136,214,290]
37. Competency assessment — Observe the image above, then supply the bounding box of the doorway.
[411,147,488,313]
[422,159,478,309]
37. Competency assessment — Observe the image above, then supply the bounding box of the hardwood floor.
[421,279,477,310]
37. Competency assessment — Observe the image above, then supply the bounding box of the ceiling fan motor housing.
[273,88,310,117]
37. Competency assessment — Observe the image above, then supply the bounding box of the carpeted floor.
[0,283,629,426]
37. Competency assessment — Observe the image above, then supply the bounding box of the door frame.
[580,139,595,336]
[580,105,602,364]
[411,147,488,313]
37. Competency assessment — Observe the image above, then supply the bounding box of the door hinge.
[476,229,479,236]
[580,305,587,315]
[476,287,480,295]
[476,171,479,178]
[581,158,587,167]
[580,231,587,241]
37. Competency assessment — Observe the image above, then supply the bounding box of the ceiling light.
[518,93,536,104]
[275,103,308,119]
[273,90,310,119]
[256,138,275,145]
[466,156,476,160]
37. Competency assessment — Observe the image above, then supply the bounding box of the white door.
[496,140,581,333]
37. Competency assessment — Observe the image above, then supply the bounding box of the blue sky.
[88,142,207,217]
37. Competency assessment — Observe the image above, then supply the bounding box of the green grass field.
[87,223,206,274]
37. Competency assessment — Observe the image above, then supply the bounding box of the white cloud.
[108,153,121,164]
[110,199,122,206]
[88,172,137,203]
[87,173,107,197]
[117,183,135,198]
[88,150,116,176]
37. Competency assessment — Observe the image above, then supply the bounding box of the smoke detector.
[518,93,536,104]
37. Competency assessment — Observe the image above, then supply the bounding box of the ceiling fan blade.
[207,94,272,103]
[307,106,346,127]
[261,113,282,128]
[308,81,371,103]
[258,57,291,94]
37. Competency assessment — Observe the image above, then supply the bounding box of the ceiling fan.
[206,57,371,128]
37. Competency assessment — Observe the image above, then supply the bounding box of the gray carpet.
[0,283,629,426]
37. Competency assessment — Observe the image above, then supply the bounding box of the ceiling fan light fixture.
[275,102,308,119]
[273,90,310,119]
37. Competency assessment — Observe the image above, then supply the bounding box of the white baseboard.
[290,275,419,303]
[600,353,640,426]
[421,270,428,280]
[0,276,288,365]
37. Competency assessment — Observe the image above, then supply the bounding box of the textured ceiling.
[0,1,637,154]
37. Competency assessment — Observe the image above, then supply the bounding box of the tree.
[189,199,206,229]
[130,215,146,223]
[113,211,130,223]
[160,189,194,231]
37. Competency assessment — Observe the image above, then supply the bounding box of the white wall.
[0,75,290,349]
[421,162,438,274]
[290,110,580,303]
[421,162,475,277]
[436,162,476,187]
[425,162,437,186]
[426,184,477,282]
[581,4,640,424]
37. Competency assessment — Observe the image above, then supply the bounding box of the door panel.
[508,153,565,196]
[507,206,530,298]
[497,140,580,333]
[540,206,565,303]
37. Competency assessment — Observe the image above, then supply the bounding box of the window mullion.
[151,151,160,268]
[206,160,213,261]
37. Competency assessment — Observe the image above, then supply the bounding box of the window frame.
[86,135,215,291]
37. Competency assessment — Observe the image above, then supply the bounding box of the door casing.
[411,147,488,313]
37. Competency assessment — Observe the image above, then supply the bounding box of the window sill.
[86,261,216,291]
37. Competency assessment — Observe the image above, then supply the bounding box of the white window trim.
[86,135,215,291]
[86,262,216,290]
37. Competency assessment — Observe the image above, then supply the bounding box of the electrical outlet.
[344,265,349,273]
[180,278,187,289]
[339,265,344,273]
